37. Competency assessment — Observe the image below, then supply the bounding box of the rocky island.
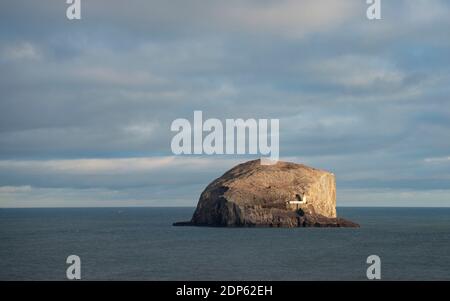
[174,159,359,228]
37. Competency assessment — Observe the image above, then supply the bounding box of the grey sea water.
[0,207,449,280]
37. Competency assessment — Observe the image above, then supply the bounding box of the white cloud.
[0,156,241,175]
[71,66,165,86]
[308,55,405,88]
[0,185,197,208]
[339,188,450,207]
[424,156,450,163]
[0,185,32,193]
[0,157,174,175]
[1,41,41,61]
[221,0,359,38]
[122,122,156,142]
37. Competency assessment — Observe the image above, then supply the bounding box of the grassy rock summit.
[174,159,359,227]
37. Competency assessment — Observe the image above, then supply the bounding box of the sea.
[0,207,449,280]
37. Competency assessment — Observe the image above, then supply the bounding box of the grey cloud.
[0,0,450,206]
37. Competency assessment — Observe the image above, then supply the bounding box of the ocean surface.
[0,207,449,280]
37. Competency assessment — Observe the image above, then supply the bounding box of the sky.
[0,0,449,207]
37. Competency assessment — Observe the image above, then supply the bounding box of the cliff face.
[174,159,359,228]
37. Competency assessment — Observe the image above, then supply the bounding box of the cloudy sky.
[0,0,449,207]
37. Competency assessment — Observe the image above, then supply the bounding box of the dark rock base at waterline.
[173,212,360,228]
